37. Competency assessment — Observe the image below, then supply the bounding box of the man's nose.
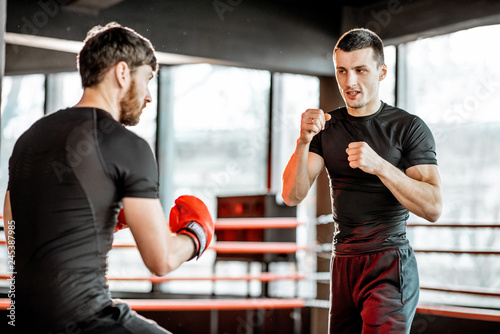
[145,89,153,104]
[346,71,358,87]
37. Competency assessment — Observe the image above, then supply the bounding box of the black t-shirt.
[8,107,159,332]
[310,102,437,255]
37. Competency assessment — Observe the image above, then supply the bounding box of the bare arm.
[346,142,443,222]
[282,109,331,206]
[380,164,442,222]
[122,197,195,276]
[3,191,13,246]
[282,144,324,206]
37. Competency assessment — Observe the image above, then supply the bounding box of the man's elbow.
[146,262,170,277]
[425,202,443,223]
[426,212,440,223]
[149,263,177,277]
[146,255,178,277]
[282,192,301,207]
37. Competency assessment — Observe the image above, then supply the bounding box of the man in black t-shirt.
[4,23,214,333]
[282,28,442,333]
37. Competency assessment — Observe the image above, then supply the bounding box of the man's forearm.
[283,108,330,206]
[3,191,13,243]
[377,161,442,222]
[282,141,313,206]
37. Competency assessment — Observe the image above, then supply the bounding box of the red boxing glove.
[114,208,128,233]
[169,195,214,260]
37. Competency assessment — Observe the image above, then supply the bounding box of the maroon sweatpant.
[329,248,420,334]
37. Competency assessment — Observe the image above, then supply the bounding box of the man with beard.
[282,28,442,333]
[3,23,214,333]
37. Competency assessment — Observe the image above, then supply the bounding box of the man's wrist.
[376,158,399,180]
[296,138,311,150]
[178,231,199,261]
[178,221,207,261]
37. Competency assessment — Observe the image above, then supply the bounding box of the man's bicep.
[405,164,441,187]
[308,152,325,184]
[121,197,172,270]
[122,197,167,232]
[122,197,170,250]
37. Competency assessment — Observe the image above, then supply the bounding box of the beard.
[346,99,368,109]
[119,78,146,126]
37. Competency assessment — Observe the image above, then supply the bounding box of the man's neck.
[74,86,120,122]
[347,99,382,117]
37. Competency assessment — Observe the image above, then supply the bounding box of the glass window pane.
[1,74,45,198]
[151,64,270,296]
[170,64,271,210]
[271,72,319,299]
[404,24,500,308]
[272,73,320,198]
[406,25,500,223]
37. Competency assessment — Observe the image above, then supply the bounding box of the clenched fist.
[346,142,384,175]
[299,109,332,144]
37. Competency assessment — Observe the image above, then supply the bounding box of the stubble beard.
[346,100,368,110]
[344,92,367,110]
[119,78,145,126]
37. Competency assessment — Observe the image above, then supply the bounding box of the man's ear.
[115,61,130,89]
[379,63,388,81]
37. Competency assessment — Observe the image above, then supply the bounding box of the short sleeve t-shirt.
[8,107,159,331]
[310,102,437,255]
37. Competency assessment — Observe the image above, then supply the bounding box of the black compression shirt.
[310,102,437,255]
[8,107,159,332]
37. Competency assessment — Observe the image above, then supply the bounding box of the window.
[405,26,500,223]
[271,72,320,199]
[165,64,271,211]
[402,25,500,308]
[154,64,272,295]
[272,72,321,299]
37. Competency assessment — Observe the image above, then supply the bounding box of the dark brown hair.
[77,22,158,88]
[334,28,385,67]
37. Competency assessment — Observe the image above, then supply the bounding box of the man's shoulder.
[379,103,425,126]
[15,108,80,142]
[381,103,413,117]
[327,106,348,115]
[94,117,153,161]
[326,106,348,123]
